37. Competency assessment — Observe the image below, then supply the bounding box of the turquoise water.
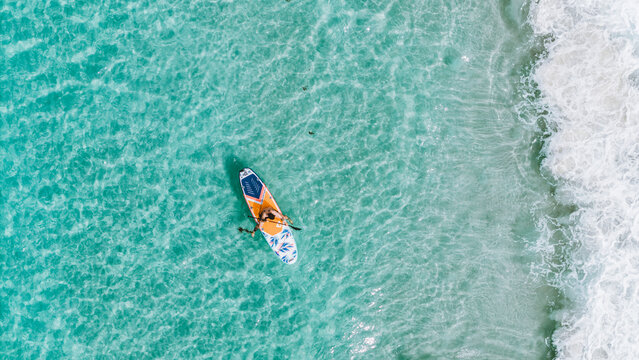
[1,0,558,358]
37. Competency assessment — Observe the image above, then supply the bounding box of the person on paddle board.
[240,207,293,237]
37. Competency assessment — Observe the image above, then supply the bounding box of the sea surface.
[2,0,636,359]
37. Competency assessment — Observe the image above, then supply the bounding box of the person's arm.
[251,223,259,237]
[271,209,290,222]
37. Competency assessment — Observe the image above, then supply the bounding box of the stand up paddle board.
[239,168,298,264]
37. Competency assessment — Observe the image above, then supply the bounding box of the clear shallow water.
[1,0,557,358]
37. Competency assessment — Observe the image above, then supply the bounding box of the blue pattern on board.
[262,228,297,264]
[241,174,263,200]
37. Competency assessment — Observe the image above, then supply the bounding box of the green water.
[1,0,556,358]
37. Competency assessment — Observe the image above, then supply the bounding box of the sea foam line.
[529,0,639,358]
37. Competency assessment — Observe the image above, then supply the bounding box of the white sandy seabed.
[530,0,639,358]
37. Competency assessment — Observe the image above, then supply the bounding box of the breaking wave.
[529,0,639,358]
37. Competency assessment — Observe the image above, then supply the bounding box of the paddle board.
[239,168,298,264]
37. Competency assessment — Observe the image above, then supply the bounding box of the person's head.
[261,209,276,221]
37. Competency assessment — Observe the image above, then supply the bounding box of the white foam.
[530,0,639,358]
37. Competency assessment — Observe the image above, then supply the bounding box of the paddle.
[246,215,302,231]
[238,227,254,234]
